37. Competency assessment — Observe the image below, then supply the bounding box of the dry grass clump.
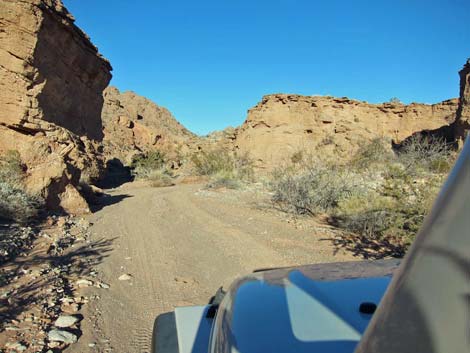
[270,136,455,256]
[0,151,42,223]
[130,150,174,187]
[191,149,253,189]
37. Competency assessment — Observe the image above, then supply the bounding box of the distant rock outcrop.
[454,59,470,144]
[101,86,197,168]
[0,0,112,213]
[233,95,458,169]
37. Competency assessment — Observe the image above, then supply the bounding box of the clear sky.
[63,0,470,135]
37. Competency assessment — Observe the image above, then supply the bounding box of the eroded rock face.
[234,94,458,169]
[454,59,470,144]
[0,0,112,213]
[102,87,197,167]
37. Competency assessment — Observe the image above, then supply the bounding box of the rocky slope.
[454,59,470,143]
[233,95,458,169]
[102,86,197,168]
[0,0,112,213]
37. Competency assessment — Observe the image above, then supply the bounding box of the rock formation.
[453,59,470,144]
[233,95,458,169]
[0,0,112,213]
[101,86,197,168]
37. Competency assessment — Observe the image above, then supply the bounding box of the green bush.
[130,150,174,187]
[131,150,166,175]
[191,149,253,187]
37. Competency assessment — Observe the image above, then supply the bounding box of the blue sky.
[64,0,470,135]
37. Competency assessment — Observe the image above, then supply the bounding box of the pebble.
[118,274,132,281]
[76,279,93,287]
[54,315,79,328]
[48,329,78,344]
[98,282,110,289]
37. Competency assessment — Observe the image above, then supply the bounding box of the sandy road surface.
[68,183,354,353]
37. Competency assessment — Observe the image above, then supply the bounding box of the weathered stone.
[54,315,79,328]
[47,329,78,344]
[118,273,132,281]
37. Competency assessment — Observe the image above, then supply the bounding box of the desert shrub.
[389,97,402,104]
[270,139,452,256]
[130,150,174,187]
[0,150,24,186]
[397,135,453,174]
[131,150,166,176]
[0,182,41,223]
[0,152,42,223]
[271,159,362,215]
[144,169,174,188]
[206,171,241,190]
[191,149,253,187]
[350,138,394,170]
[290,151,304,164]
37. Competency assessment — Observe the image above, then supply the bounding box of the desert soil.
[67,182,355,353]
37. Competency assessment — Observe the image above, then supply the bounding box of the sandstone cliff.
[102,86,197,168]
[454,59,470,143]
[233,95,458,169]
[0,0,112,213]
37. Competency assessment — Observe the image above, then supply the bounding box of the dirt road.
[68,183,354,353]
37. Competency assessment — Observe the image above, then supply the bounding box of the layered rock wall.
[233,95,458,169]
[0,0,112,213]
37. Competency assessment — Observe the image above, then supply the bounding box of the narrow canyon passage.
[67,183,353,353]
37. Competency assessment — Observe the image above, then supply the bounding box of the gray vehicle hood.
[208,260,399,353]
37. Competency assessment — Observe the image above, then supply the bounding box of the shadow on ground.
[329,233,406,260]
[96,158,134,189]
[89,193,132,212]
[0,235,115,325]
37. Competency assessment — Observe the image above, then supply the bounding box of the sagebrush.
[0,151,42,223]
[191,149,253,188]
[270,136,455,255]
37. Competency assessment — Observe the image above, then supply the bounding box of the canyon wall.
[233,95,458,169]
[102,86,197,168]
[0,0,112,213]
[454,59,470,144]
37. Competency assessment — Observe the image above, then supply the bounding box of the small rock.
[98,282,110,289]
[5,342,27,351]
[48,329,78,344]
[118,274,132,281]
[76,279,93,287]
[88,342,96,347]
[54,315,79,328]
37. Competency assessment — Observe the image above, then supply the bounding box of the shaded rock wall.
[234,95,458,169]
[454,59,470,143]
[0,0,112,213]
